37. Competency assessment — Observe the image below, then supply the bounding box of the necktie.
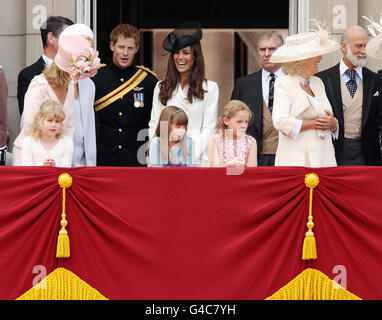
[345,69,358,98]
[268,73,275,114]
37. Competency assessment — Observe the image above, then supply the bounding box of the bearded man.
[317,25,382,166]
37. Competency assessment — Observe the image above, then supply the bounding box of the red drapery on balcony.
[1,166,381,300]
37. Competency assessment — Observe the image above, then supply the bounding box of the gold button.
[118,145,122,150]
[119,112,123,116]
[119,128,123,133]
[120,96,124,100]
[120,78,124,82]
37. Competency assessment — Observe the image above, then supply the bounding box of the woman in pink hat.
[58,23,98,167]
[12,34,101,166]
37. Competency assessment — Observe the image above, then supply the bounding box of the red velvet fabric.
[0,166,381,300]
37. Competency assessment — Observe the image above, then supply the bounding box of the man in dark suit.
[231,31,284,166]
[17,16,73,116]
[317,25,382,166]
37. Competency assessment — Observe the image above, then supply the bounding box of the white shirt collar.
[340,59,363,80]
[42,54,53,66]
[262,67,284,81]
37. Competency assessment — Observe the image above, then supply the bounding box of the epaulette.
[137,65,158,79]
[100,64,107,69]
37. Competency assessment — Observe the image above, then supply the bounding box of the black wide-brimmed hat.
[162,21,202,53]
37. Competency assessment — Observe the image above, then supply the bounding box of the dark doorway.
[96,0,289,73]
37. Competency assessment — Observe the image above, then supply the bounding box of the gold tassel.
[56,173,73,258]
[302,173,319,260]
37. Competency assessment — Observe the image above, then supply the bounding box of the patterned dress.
[212,133,255,165]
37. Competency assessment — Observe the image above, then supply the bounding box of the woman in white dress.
[148,22,219,167]
[270,23,340,167]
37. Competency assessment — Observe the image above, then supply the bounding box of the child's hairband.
[172,109,184,115]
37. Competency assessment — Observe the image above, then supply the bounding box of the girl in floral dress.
[209,100,257,167]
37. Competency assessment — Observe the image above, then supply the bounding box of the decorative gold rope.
[302,173,319,260]
[56,173,73,258]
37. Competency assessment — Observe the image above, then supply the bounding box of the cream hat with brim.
[270,30,340,63]
[364,15,382,60]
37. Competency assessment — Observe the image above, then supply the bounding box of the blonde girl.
[209,100,257,167]
[148,106,196,167]
[21,100,73,167]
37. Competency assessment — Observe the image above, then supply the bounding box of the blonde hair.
[29,100,66,139]
[153,106,190,162]
[216,100,252,138]
[282,59,309,76]
[43,62,71,88]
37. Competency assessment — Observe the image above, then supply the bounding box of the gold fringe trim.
[266,268,361,300]
[16,268,108,300]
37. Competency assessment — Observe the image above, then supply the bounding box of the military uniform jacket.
[92,62,158,166]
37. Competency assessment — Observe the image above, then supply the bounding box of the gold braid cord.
[17,268,108,300]
[266,268,361,300]
[302,173,319,260]
[56,173,73,258]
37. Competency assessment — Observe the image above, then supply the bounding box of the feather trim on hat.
[363,15,382,37]
[310,19,329,47]
[364,14,382,60]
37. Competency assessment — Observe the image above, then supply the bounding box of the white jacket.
[272,75,337,167]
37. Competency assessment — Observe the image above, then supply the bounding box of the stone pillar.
[26,0,76,65]
[0,0,26,155]
[2,0,76,155]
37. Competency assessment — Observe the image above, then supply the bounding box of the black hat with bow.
[162,21,203,53]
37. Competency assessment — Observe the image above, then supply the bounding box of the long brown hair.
[158,41,207,105]
[153,106,190,162]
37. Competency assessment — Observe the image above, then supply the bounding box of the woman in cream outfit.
[270,24,340,167]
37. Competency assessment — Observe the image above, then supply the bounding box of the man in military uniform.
[93,24,158,166]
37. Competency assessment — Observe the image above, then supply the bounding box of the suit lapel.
[37,57,46,74]
[251,71,263,137]
[361,68,375,129]
[326,64,344,126]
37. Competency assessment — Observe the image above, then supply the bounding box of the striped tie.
[268,73,276,114]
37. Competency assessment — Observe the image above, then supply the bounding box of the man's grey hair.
[341,25,367,44]
[257,31,284,47]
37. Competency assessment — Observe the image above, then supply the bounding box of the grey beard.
[346,49,367,68]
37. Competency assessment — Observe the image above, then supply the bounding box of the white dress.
[272,75,337,167]
[21,136,74,167]
[12,75,75,166]
[148,80,219,166]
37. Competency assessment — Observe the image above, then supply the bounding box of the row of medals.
[134,91,144,108]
